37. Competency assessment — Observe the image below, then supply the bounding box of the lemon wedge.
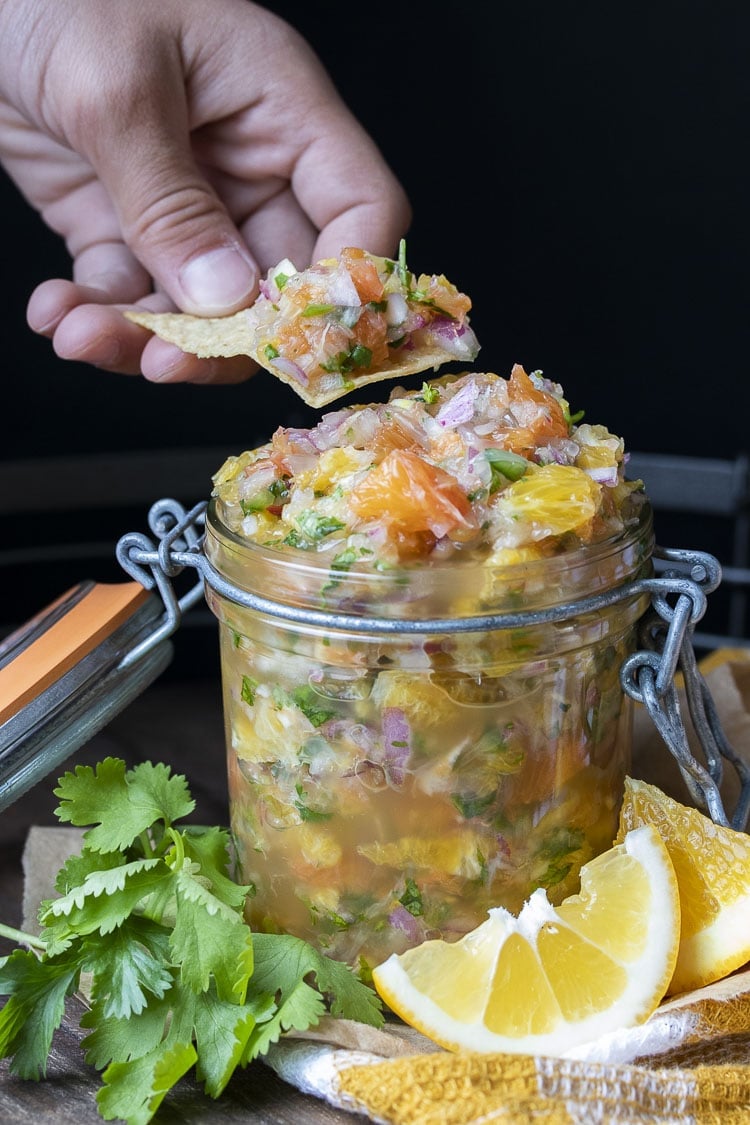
[616,776,750,995]
[372,824,679,1055]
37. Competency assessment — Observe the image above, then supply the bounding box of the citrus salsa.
[207,367,652,971]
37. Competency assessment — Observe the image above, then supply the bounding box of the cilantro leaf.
[243,978,325,1060]
[295,510,346,542]
[418,381,440,404]
[181,826,248,913]
[398,877,424,917]
[170,869,253,1001]
[290,684,336,728]
[81,993,175,1069]
[54,847,124,896]
[250,932,383,1027]
[193,989,273,1098]
[82,918,173,1019]
[97,1040,198,1125]
[54,759,194,852]
[41,858,165,943]
[0,948,81,1078]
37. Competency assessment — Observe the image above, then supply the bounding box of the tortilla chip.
[127,307,462,407]
[125,246,480,408]
[125,308,257,360]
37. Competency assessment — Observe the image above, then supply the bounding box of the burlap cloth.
[21,651,750,1124]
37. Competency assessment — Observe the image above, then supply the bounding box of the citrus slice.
[493,464,602,541]
[372,825,679,1055]
[616,776,750,995]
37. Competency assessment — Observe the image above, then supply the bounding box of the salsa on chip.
[126,242,480,407]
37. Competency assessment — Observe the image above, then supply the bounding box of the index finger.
[293,106,411,261]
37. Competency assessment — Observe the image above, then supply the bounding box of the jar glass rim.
[204,495,654,616]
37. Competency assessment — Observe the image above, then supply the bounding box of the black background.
[1,0,747,641]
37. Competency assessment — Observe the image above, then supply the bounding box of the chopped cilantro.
[301,303,335,317]
[274,271,290,290]
[269,477,290,500]
[263,343,279,360]
[321,546,360,593]
[395,877,425,913]
[282,529,304,549]
[321,344,372,375]
[290,684,336,728]
[294,783,332,822]
[397,238,409,288]
[565,407,586,426]
[368,299,388,312]
[296,511,346,541]
[533,827,585,889]
[240,676,258,706]
[331,542,357,569]
[451,791,496,819]
[398,878,424,917]
[418,381,440,404]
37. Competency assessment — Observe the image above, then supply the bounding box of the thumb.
[85,69,257,315]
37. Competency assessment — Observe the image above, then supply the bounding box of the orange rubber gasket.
[0,582,149,725]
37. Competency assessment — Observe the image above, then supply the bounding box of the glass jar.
[204,496,653,973]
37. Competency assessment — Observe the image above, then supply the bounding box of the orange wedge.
[372,825,679,1054]
[616,776,750,995]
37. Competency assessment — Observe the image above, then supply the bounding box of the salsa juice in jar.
[206,368,653,971]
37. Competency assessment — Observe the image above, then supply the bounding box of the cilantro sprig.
[0,758,382,1122]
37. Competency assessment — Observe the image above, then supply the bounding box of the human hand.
[0,0,410,383]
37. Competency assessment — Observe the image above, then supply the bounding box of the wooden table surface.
[0,674,369,1123]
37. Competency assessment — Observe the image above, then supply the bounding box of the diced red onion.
[404,310,427,333]
[239,462,277,495]
[422,318,480,362]
[311,409,353,450]
[586,465,620,486]
[343,407,381,449]
[387,905,423,943]
[382,707,411,785]
[436,378,479,427]
[271,356,309,386]
[258,278,279,302]
[539,443,580,465]
[281,428,320,454]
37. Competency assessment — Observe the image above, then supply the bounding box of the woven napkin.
[21,650,750,1124]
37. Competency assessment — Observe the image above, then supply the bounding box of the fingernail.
[179,246,256,313]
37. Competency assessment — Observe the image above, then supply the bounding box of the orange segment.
[616,776,750,994]
[349,449,479,557]
[494,463,602,542]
